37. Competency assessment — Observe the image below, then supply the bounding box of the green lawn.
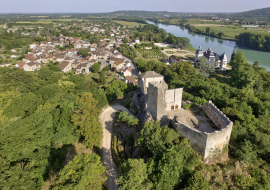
[85,71,117,87]
[165,51,174,54]
[113,20,146,27]
[176,51,187,54]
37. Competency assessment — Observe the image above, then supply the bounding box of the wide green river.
[147,21,270,71]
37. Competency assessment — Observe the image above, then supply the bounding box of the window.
[175,105,178,109]
[171,105,174,110]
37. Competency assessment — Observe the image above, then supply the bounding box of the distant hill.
[231,7,270,21]
[92,10,184,18]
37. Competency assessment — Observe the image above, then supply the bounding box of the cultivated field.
[113,20,146,27]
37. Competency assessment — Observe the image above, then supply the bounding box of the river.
[147,20,270,71]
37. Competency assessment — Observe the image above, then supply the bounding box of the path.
[100,104,133,190]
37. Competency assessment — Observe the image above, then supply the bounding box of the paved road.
[100,104,133,190]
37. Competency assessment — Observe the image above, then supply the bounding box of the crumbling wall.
[203,100,231,129]
[170,119,208,157]
[165,88,183,110]
[170,101,233,162]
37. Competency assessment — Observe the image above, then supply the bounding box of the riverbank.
[149,19,237,42]
[146,20,270,71]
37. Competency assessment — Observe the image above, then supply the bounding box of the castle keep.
[138,71,233,162]
[138,71,183,120]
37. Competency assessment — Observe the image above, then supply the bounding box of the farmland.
[137,48,167,59]
[113,20,146,27]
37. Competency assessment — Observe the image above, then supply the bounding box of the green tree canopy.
[118,159,153,190]
[72,92,102,149]
[91,62,101,73]
[194,57,215,78]
[52,153,107,190]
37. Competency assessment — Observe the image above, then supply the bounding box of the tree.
[235,139,257,163]
[72,92,103,149]
[176,37,190,49]
[206,27,210,34]
[105,80,127,101]
[184,172,210,190]
[4,92,42,119]
[52,153,107,190]
[78,49,89,57]
[98,70,106,85]
[117,111,139,127]
[229,51,247,69]
[33,36,45,43]
[29,31,36,39]
[91,62,101,73]
[118,159,152,190]
[0,111,54,189]
[136,121,179,159]
[123,38,128,43]
[217,32,224,38]
[194,57,215,77]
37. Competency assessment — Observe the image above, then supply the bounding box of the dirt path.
[100,104,133,190]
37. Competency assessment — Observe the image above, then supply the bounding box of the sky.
[1,0,270,13]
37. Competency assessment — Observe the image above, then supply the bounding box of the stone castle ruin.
[138,71,233,162]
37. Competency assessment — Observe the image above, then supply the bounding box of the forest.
[236,32,270,51]
[0,64,135,189]
[112,17,148,24]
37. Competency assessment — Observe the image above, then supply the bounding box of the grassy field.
[16,21,53,24]
[85,71,117,87]
[159,18,270,39]
[113,20,146,27]
[165,51,174,54]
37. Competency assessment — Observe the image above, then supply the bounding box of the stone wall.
[203,100,230,129]
[170,118,208,157]
[170,101,233,162]
[165,88,183,111]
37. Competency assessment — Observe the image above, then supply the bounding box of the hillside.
[231,7,270,21]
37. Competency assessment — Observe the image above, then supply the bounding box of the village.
[0,20,199,87]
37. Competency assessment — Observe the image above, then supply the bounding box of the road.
[100,104,133,190]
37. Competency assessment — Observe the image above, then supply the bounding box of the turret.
[195,46,204,61]
[220,52,227,69]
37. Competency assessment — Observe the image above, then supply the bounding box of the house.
[0,62,11,67]
[30,44,38,49]
[56,54,65,62]
[23,62,41,71]
[110,58,126,70]
[58,61,72,73]
[135,37,140,44]
[15,62,26,68]
[125,76,137,86]
[113,52,123,58]
[169,55,182,63]
[121,67,132,77]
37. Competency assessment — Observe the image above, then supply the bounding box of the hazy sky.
[1,0,270,13]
